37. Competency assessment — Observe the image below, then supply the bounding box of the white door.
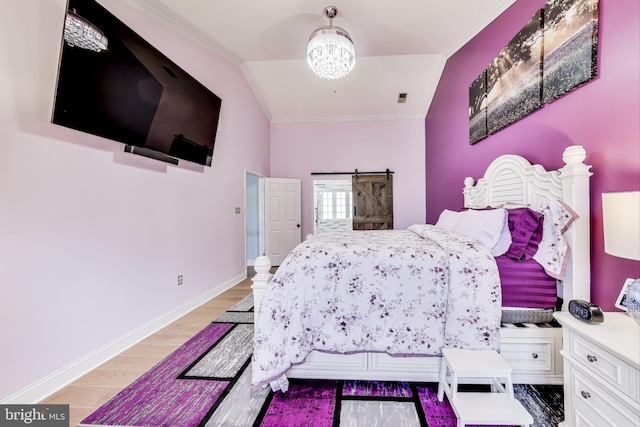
[264,178,301,265]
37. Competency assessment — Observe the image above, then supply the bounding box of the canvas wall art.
[468,0,599,144]
[469,71,488,144]
[486,9,544,136]
[543,0,599,103]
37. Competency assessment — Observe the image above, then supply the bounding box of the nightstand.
[554,312,640,427]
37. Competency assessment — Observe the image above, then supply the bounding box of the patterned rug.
[79,294,563,426]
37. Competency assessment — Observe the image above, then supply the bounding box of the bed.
[251,145,592,391]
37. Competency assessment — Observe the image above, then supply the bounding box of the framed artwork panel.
[543,0,599,104]
[469,71,488,144]
[486,9,544,135]
[615,278,637,312]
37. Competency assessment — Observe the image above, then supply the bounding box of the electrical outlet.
[178,275,183,286]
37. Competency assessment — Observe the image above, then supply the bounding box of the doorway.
[313,178,353,234]
[245,170,263,269]
[245,172,302,269]
[312,173,394,233]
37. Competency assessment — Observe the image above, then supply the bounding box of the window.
[335,191,348,219]
[319,190,352,220]
[320,191,334,219]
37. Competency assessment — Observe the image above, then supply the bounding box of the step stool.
[437,348,533,427]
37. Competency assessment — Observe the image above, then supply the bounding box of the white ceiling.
[123,0,517,122]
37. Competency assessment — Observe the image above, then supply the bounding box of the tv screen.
[52,0,222,166]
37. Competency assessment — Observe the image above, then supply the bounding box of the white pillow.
[435,209,464,232]
[453,208,508,253]
[492,218,512,256]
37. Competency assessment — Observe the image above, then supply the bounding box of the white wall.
[0,0,270,401]
[270,119,426,238]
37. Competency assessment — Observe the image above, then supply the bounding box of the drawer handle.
[581,390,591,399]
[531,353,539,359]
[586,354,597,363]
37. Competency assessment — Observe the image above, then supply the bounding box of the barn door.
[352,174,393,230]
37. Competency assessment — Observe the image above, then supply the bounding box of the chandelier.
[64,9,108,52]
[307,6,355,80]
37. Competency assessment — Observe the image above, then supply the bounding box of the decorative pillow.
[496,255,558,309]
[531,200,578,280]
[452,208,508,253]
[501,200,578,279]
[434,209,464,232]
[504,207,544,261]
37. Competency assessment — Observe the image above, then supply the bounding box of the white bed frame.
[252,145,592,385]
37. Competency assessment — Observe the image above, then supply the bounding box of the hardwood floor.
[39,274,254,427]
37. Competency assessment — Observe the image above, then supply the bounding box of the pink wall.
[0,0,270,401]
[425,0,640,310]
[271,119,426,239]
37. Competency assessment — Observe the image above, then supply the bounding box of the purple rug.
[80,295,561,426]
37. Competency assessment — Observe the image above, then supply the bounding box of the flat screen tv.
[52,0,222,166]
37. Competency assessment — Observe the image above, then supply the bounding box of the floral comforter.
[251,224,502,389]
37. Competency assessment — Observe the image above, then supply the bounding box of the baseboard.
[1,272,247,404]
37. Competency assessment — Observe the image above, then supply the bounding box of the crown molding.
[444,0,518,57]
[116,0,242,65]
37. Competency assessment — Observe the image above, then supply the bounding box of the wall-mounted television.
[52,0,222,166]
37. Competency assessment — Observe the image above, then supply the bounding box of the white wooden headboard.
[462,145,593,311]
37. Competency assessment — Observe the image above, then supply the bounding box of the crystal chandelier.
[64,9,108,52]
[307,6,355,80]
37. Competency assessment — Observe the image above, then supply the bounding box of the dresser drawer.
[500,338,554,374]
[569,366,639,427]
[568,330,632,396]
[370,352,440,376]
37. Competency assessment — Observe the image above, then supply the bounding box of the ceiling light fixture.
[64,8,108,52]
[307,6,355,80]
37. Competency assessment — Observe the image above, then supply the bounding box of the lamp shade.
[307,27,355,80]
[602,191,640,260]
[307,6,355,80]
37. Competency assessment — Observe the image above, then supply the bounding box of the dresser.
[554,312,640,427]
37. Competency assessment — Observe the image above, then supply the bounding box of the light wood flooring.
[39,274,254,427]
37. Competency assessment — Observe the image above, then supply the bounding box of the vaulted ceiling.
[123,0,517,122]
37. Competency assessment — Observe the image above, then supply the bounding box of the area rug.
[80,294,562,427]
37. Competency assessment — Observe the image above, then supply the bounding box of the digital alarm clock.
[568,299,604,323]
